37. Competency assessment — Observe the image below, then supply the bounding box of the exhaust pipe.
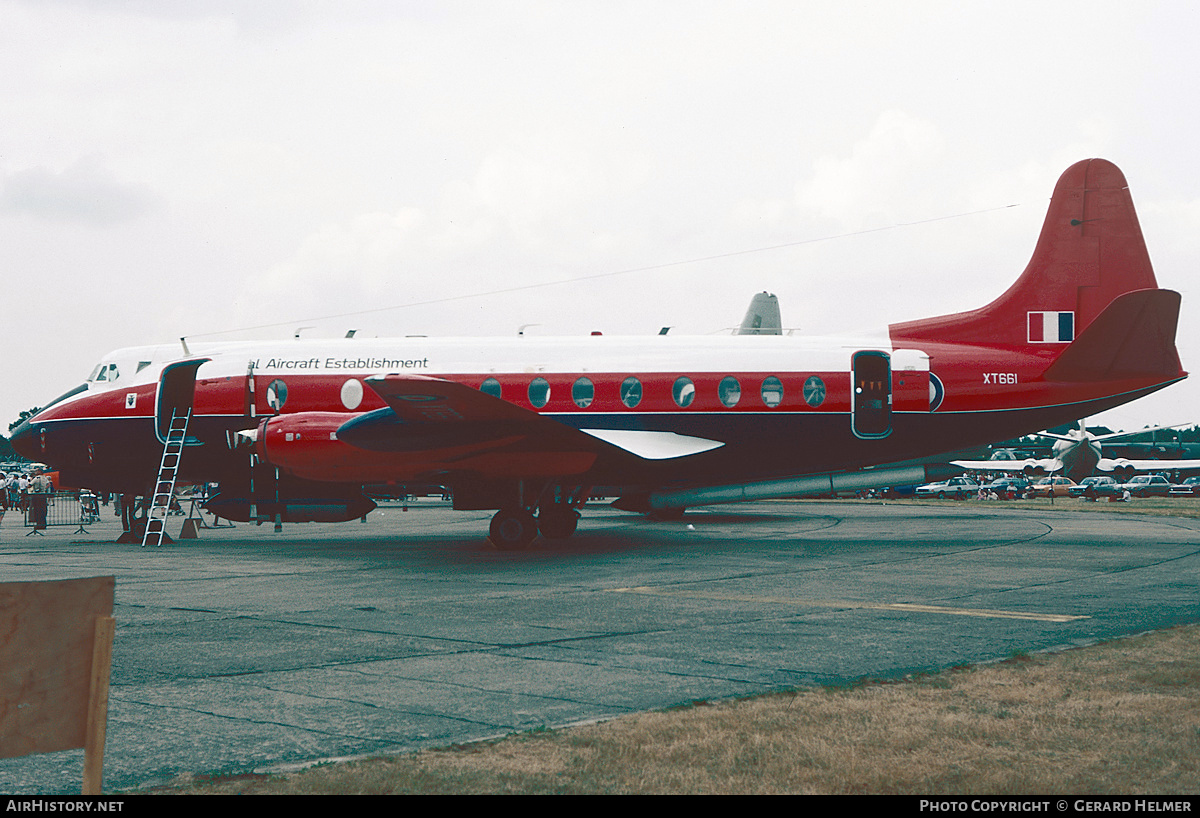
[614,463,964,512]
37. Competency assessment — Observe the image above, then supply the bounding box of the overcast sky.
[3,0,1198,435]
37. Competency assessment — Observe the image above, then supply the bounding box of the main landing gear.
[487,503,581,550]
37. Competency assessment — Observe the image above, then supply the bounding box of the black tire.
[538,507,579,539]
[489,509,537,550]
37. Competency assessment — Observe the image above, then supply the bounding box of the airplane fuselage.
[15,331,1179,497]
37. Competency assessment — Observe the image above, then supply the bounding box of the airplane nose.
[9,417,38,460]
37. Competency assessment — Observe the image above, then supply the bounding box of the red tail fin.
[891,158,1162,350]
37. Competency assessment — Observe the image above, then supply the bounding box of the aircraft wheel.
[538,507,579,539]
[489,509,537,550]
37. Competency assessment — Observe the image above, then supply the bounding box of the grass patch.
[144,624,1200,795]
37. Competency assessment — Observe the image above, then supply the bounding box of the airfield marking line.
[609,586,1089,623]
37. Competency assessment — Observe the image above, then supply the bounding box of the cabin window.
[803,376,826,408]
[760,376,783,407]
[620,377,642,408]
[718,376,741,408]
[572,377,594,408]
[88,363,119,383]
[266,379,288,411]
[528,377,550,408]
[672,377,695,408]
[480,377,502,398]
[340,378,364,410]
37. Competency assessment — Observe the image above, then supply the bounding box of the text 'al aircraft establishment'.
[11,159,1188,547]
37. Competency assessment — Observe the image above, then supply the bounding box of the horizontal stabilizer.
[1042,289,1182,382]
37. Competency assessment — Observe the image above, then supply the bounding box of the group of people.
[0,467,54,526]
[1,468,53,509]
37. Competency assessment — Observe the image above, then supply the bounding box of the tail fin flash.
[891,159,1164,350]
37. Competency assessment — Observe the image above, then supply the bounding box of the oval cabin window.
[528,377,550,408]
[620,377,642,408]
[672,377,695,408]
[803,376,825,408]
[761,376,783,408]
[718,376,741,408]
[572,377,594,408]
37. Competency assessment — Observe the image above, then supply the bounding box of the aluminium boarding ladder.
[142,408,191,547]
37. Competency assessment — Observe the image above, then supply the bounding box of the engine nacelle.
[1021,461,1049,478]
[253,411,397,482]
[1111,461,1137,480]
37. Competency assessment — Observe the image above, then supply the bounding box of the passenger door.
[852,350,892,439]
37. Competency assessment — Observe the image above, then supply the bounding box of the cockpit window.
[88,363,120,383]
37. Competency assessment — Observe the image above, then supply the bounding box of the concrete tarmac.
[1,499,1198,794]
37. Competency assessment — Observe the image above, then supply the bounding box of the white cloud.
[795,110,946,227]
[1,156,159,226]
[228,130,657,335]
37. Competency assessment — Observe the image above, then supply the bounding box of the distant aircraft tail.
[890,159,1180,381]
[735,292,782,335]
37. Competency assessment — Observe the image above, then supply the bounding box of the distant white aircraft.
[954,423,1200,483]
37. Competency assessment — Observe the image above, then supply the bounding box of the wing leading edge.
[337,374,724,465]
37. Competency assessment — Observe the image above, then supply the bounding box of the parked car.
[1169,476,1200,497]
[1069,476,1121,500]
[1117,474,1173,498]
[980,476,1031,499]
[914,476,979,499]
[1030,476,1077,498]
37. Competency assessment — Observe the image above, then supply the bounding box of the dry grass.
[148,624,1200,795]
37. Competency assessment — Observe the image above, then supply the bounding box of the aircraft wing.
[1095,458,1200,474]
[364,374,542,424]
[952,455,1200,479]
[340,374,724,463]
[951,458,1063,475]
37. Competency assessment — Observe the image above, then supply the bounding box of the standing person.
[29,467,52,530]
[120,493,138,534]
[16,471,29,512]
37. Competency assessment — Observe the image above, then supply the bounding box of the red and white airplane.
[11,159,1187,547]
